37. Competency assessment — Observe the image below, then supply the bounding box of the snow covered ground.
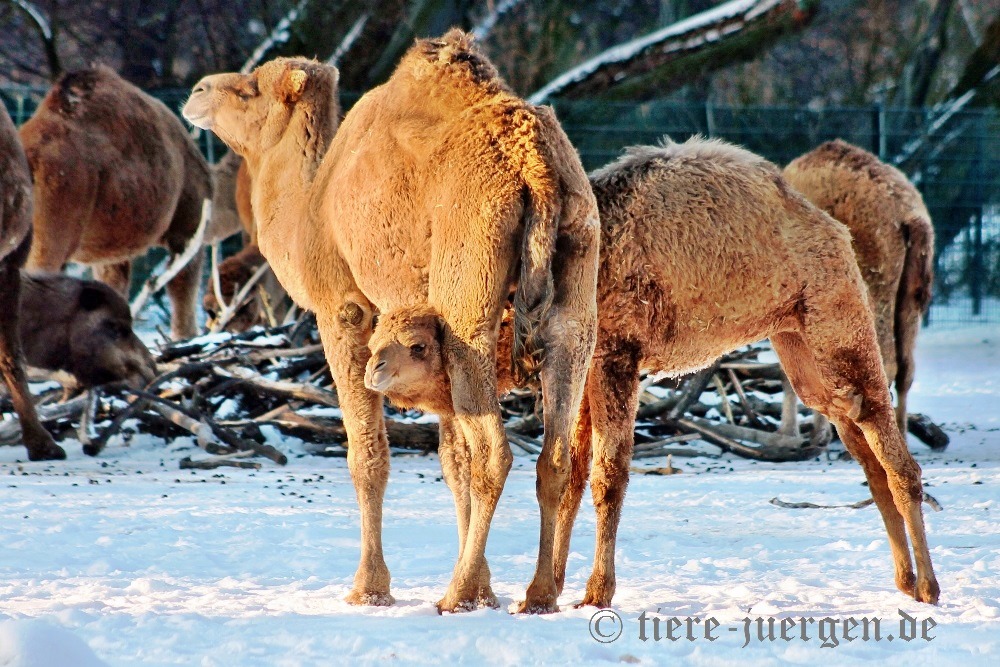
[1,323,997,666]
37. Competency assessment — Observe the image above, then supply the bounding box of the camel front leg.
[438,415,495,607]
[436,334,511,613]
[317,306,393,606]
[93,260,132,297]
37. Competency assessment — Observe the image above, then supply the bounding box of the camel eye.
[410,343,427,357]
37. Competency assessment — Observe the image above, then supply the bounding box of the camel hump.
[46,66,117,116]
[507,105,562,385]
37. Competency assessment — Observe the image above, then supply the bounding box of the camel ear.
[282,68,308,102]
[434,315,447,343]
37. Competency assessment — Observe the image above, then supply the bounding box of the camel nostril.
[193,84,207,95]
[373,359,387,372]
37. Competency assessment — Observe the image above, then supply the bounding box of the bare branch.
[241,0,309,74]
[529,0,821,103]
[130,200,211,318]
[471,0,527,41]
[327,11,369,67]
[7,0,61,79]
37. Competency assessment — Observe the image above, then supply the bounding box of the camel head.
[365,306,453,414]
[183,58,339,161]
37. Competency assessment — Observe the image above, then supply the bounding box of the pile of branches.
[0,318,948,469]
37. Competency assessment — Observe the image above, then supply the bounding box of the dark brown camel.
[0,105,66,461]
[20,66,212,340]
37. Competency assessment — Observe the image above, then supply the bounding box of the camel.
[182,30,600,613]
[19,65,213,340]
[18,272,157,390]
[784,140,935,438]
[366,136,940,610]
[1,105,67,461]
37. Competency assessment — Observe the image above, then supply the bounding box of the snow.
[1,323,998,665]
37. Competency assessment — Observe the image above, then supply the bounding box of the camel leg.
[553,393,592,596]
[519,236,599,614]
[438,415,495,606]
[93,260,132,297]
[893,306,921,438]
[164,247,203,339]
[778,370,800,437]
[317,304,393,606]
[434,327,511,613]
[575,345,641,608]
[0,239,65,461]
[773,325,938,604]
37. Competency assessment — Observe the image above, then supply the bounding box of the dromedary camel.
[784,140,935,437]
[183,30,600,613]
[18,272,157,390]
[0,105,66,461]
[20,65,213,340]
[366,136,940,608]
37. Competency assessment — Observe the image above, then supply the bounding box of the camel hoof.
[476,587,499,610]
[436,595,478,614]
[28,441,66,462]
[573,594,611,610]
[896,571,916,598]
[344,588,394,607]
[514,597,559,614]
[916,578,940,605]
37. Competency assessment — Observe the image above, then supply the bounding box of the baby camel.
[367,136,940,610]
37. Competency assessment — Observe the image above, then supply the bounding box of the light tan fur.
[784,140,935,436]
[20,66,212,340]
[369,136,940,610]
[183,30,599,613]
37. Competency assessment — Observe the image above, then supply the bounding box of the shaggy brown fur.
[0,106,66,461]
[183,30,599,613]
[19,272,156,389]
[784,140,935,436]
[369,136,940,609]
[20,66,212,339]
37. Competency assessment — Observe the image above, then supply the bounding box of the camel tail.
[893,214,934,393]
[510,107,562,386]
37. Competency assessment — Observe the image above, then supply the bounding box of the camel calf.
[19,273,156,390]
[20,66,212,340]
[368,136,940,609]
[784,140,935,437]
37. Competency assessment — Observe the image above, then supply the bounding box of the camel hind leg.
[519,225,599,614]
[773,315,938,603]
[553,391,592,596]
[893,296,923,438]
[574,343,641,608]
